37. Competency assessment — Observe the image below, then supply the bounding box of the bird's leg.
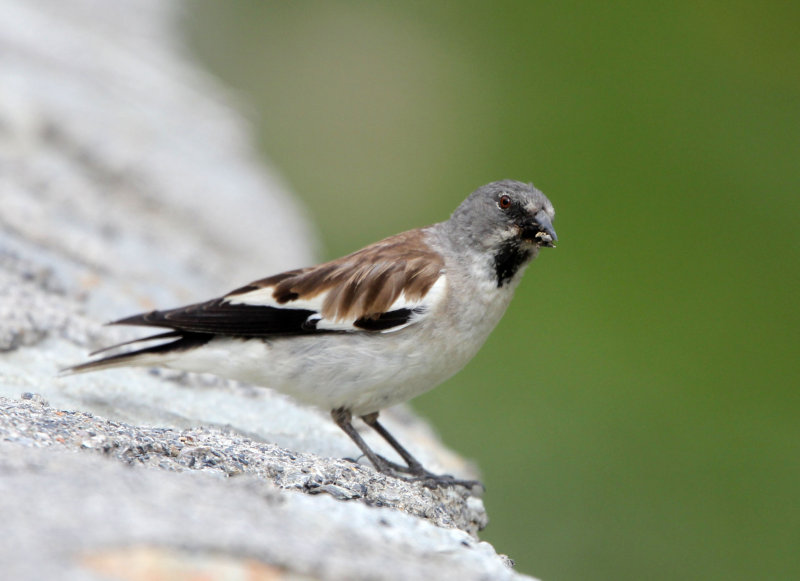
[360,411,484,490]
[331,408,482,489]
[330,408,396,475]
[359,411,425,475]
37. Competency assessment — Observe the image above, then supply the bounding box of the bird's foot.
[374,454,484,490]
[407,473,484,491]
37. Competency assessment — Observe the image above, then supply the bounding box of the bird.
[67,179,557,487]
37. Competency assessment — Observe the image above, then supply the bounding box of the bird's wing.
[113,229,447,338]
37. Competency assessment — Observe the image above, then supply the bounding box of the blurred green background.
[184,2,799,580]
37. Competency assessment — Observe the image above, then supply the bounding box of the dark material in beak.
[529,210,557,247]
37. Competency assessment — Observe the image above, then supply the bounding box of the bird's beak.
[528,210,557,247]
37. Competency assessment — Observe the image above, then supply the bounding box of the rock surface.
[0,1,535,579]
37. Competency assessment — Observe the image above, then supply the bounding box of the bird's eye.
[498,195,512,210]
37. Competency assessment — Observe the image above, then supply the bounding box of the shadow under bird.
[67,179,557,487]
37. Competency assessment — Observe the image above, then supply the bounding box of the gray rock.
[0,0,535,579]
[0,437,521,581]
[0,398,487,536]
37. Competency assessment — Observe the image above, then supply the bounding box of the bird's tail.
[62,332,212,375]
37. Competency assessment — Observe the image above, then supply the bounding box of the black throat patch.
[493,240,532,287]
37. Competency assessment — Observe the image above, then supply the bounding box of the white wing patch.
[225,286,330,313]
[223,275,447,334]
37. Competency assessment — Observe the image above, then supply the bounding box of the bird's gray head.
[443,180,557,287]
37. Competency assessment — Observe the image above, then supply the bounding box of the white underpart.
[223,275,447,334]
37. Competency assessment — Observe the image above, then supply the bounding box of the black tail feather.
[88,330,182,356]
[65,332,213,374]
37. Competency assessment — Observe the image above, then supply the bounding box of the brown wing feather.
[226,228,444,322]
